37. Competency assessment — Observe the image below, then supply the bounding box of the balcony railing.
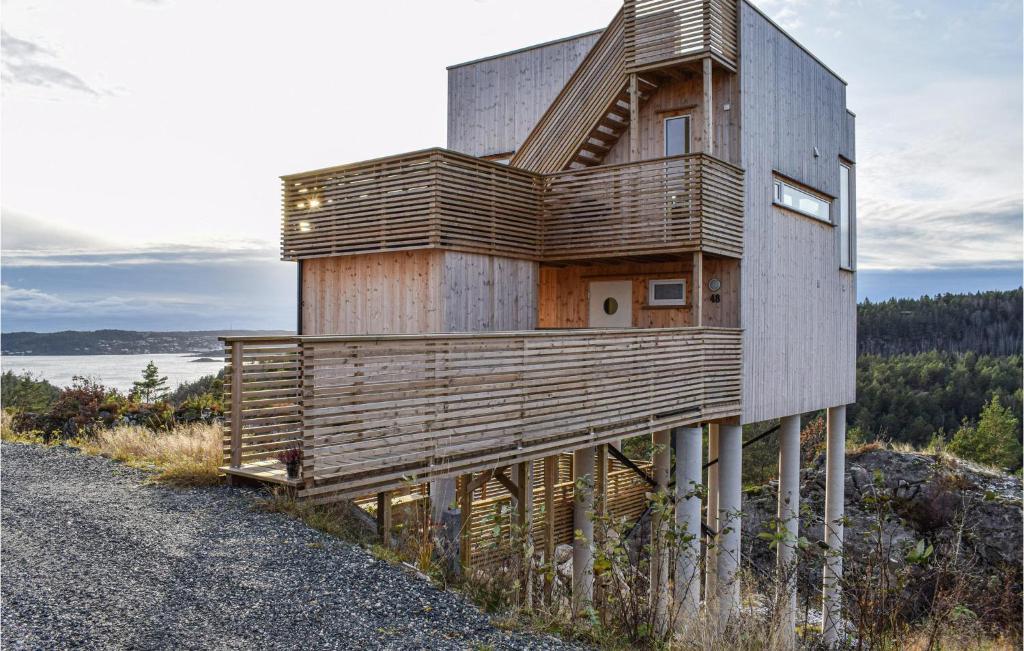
[282,149,743,263]
[281,149,541,261]
[623,0,739,72]
[541,153,743,260]
[223,327,742,501]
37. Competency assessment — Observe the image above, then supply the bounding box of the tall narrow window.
[839,163,853,269]
[664,116,690,157]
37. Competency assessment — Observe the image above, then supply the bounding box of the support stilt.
[705,424,720,608]
[674,425,703,625]
[777,415,801,649]
[376,490,392,548]
[823,406,847,647]
[650,430,671,637]
[573,447,595,609]
[716,424,742,629]
[515,462,533,610]
[543,455,557,603]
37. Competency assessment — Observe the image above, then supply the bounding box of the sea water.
[1,353,224,393]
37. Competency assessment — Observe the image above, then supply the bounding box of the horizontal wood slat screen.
[223,341,303,466]
[223,327,741,503]
[282,151,743,263]
[541,153,743,260]
[468,456,651,567]
[624,0,738,72]
[281,149,541,261]
[509,9,627,173]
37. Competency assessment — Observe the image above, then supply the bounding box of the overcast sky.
[2,0,1022,331]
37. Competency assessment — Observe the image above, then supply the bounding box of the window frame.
[647,278,687,306]
[773,177,832,223]
[663,115,691,157]
[839,161,855,271]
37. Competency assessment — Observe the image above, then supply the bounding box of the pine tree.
[132,361,169,403]
[949,395,1023,470]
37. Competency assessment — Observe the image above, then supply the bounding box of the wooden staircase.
[569,76,658,169]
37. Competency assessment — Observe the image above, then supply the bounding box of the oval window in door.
[603,297,618,315]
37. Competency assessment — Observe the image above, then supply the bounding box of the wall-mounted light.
[308,198,321,209]
[299,221,311,232]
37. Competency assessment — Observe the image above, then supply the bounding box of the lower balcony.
[221,327,742,502]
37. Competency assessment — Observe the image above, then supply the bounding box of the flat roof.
[446,28,604,71]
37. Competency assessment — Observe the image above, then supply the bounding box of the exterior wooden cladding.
[623,0,738,72]
[283,149,744,265]
[542,153,744,260]
[222,327,742,501]
[538,257,739,329]
[737,2,856,423]
[281,149,541,262]
[447,31,602,159]
[300,250,537,336]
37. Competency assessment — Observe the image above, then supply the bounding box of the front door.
[588,280,632,328]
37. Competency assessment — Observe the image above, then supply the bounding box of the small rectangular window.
[648,279,687,306]
[839,163,853,269]
[664,116,690,157]
[773,178,831,222]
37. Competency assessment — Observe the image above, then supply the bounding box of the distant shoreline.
[0,329,291,357]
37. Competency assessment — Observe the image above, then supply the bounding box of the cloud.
[1,30,98,95]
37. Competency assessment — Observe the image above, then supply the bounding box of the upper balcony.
[281,148,743,264]
[623,0,739,73]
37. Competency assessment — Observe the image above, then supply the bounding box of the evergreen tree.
[948,395,1023,470]
[132,361,169,403]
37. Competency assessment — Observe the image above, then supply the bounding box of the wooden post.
[377,490,392,548]
[702,57,713,155]
[460,474,474,571]
[823,406,847,648]
[629,73,640,161]
[229,341,243,469]
[777,415,801,649]
[692,251,703,326]
[543,456,557,603]
[515,462,534,609]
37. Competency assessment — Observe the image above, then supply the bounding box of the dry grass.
[0,411,43,444]
[78,423,222,487]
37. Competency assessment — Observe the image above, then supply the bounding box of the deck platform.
[221,460,302,488]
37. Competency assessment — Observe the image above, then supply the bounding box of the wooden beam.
[629,73,640,161]
[702,57,713,155]
[229,341,243,468]
[543,455,557,603]
[693,251,703,326]
[494,467,519,495]
[460,475,474,570]
[515,462,533,609]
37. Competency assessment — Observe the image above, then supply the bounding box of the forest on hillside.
[848,288,1022,452]
[858,288,1022,356]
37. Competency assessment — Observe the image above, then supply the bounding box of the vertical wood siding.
[738,2,856,423]
[447,32,601,159]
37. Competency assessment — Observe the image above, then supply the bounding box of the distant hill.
[0,329,293,356]
[858,288,1023,357]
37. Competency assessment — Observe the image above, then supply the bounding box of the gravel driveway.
[1,443,577,650]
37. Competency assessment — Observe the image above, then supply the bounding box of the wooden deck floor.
[221,460,302,488]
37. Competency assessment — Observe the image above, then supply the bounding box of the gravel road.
[1,443,577,650]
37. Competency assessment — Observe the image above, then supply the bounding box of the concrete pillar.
[704,424,720,608]
[674,425,703,624]
[822,406,846,647]
[573,446,595,608]
[650,430,671,636]
[716,423,742,629]
[777,415,801,648]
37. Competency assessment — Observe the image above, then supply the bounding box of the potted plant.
[277,445,302,480]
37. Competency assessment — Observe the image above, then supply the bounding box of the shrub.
[20,376,126,440]
[168,371,225,407]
